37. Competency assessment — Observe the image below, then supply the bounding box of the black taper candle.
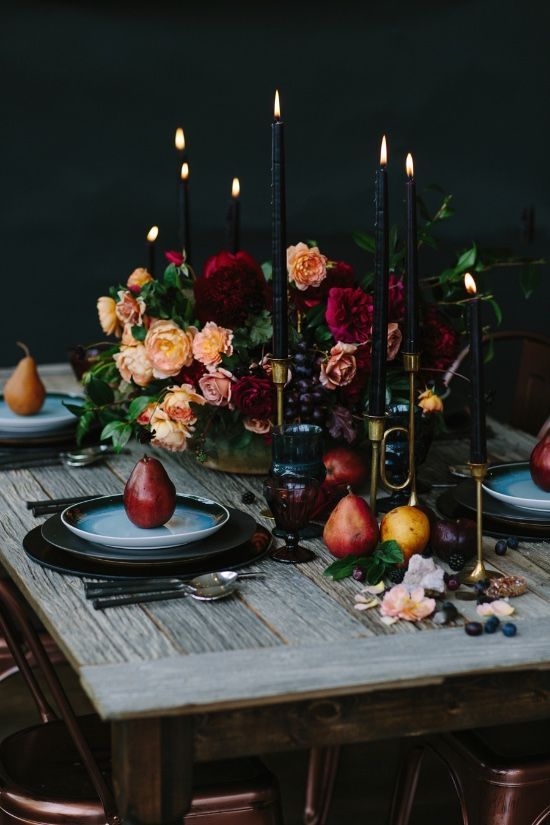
[179,162,191,266]
[146,225,158,278]
[271,90,288,360]
[405,153,419,352]
[369,135,390,417]
[227,177,240,253]
[465,273,487,463]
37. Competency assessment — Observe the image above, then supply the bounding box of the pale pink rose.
[149,408,192,452]
[287,242,327,291]
[145,320,196,379]
[137,402,157,425]
[97,296,121,337]
[319,342,357,390]
[380,585,436,622]
[418,387,444,413]
[199,368,234,407]
[162,384,205,424]
[127,267,153,294]
[115,290,146,327]
[113,344,153,387]
[244,417,271,435]
[192,321,234,367]
[387,322,402,361]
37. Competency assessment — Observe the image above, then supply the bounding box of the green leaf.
[487,298,502,326]
[323,555,362,580]
[365,557,385,585]
[261,261,273,281]
[247,310,273,347]
[76,410,95,445]
[389,225,399,253]
[112,424,132,452]
[305,304,325,329]
[352,231,376,253]
[520,264,540,299]
[163,263,181,289]
[358,272,374,291]
[128,396,156,421]
[131,325,147,342]
[374,540,404,565]
[62,402,85,417]
[306,239,318,248]
[100,420,126,441]
[87,377,114,406]
[455,244,477,273]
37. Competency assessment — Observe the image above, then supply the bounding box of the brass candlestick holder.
[367,351,420,517]
[463,461,492,584]
[270,357,290,428]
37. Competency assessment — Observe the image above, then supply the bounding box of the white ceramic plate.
[61,494,230,550]
[0,393,82,434]
[483,462,550,513]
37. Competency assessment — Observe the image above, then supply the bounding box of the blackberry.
[352,567,366,583]
[507,537,519,550]
[388,567,405,584]
[495,539,507,556]
[241,491,256,505]
[448,553,466,571]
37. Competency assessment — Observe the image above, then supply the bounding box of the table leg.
[112,716,194,825]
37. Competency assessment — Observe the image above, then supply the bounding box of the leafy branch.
[323,540,404,584]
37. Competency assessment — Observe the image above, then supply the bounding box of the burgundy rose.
[174,359,207,389]
[325,287,373,344]
[293,261,356,311]
[231,375,274,419]
[422,307,460,374]
[165,250,185,266]
[388,272,405,322]
[194,250,267,328]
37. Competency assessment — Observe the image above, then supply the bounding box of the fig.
[431,518,476,562]
[123,455,176,529]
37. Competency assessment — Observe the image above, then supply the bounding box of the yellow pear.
[4,342,46,416]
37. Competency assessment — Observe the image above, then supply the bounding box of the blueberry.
[465,621,483,636]
[502,622,517,637]
[507,537,519,550]
[447,577,460,591]
[352,567,366,582]
[474,581,487,594]
[495,539,507,556]
[484,617,500,633]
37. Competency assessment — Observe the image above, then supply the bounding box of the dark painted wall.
[2,0,549,370]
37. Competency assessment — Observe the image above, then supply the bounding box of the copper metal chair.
[0,579,283,824]
[389,728,550,825]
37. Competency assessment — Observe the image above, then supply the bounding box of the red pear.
[530,434,550,492]
[323,491,379,558]
[323,447,367,488]
[123,455,176,528]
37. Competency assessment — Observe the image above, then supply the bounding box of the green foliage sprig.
[323,540,404,584]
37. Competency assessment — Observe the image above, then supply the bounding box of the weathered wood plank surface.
[80,618,550,719]
[0,366,548,725]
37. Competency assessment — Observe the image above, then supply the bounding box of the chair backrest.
[0,580,119,824]
[443,330,550,436]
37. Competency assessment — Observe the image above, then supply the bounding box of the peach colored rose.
[192,321,234,367]
[199,368,234,407]
[121,323,138,347]
[113,344,153,387]
[380,585,436,622]
[127,267,153,294]
[149,408,192,452]
[145,320,196,379]
[287,242,328,291]
[244,417,271,435]
[162,384,205,424]
[418,387,444,413]
[387,322,402,361]
[97,296,121,337]
[137,402,157,425]
[319,342,357,390]
[115,290,146,327]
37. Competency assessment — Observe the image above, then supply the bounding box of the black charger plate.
[453,479,550,528]
[436,490,550,542]
[23,521,272,580]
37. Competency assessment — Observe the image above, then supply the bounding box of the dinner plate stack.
[23,493,271,579]
[437,461,550,541]
[0,393,82,444]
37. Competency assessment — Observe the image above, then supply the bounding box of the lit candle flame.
[406,153,414,178]
[464,272,477,295]
[232,177,240,198]
[147,225,159,242]
[274,89,281,119]
[174,127,185,151]
[380,135,388,166]
[180,162,189,180]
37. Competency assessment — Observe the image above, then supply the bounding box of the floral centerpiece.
[75,189,543,470]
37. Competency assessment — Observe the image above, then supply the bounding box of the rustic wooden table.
[1,365,549,825]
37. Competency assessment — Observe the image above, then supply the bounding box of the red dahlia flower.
[194,250,267,328]
[325,286,373,344]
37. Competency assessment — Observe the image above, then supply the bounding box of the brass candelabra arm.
[463,462,491,584]
[270,358,290,429]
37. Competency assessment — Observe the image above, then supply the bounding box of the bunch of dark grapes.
[284,340,329,426]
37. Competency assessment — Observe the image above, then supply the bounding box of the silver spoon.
[92,570,258,610]
[60,445,127,468]
[85,571,264,599]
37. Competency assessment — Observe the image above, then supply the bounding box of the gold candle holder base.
[462,461,499,584]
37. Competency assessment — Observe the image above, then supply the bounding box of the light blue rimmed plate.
[61,494,230,550]
[483,462,550,513]
[0,393,82,434]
